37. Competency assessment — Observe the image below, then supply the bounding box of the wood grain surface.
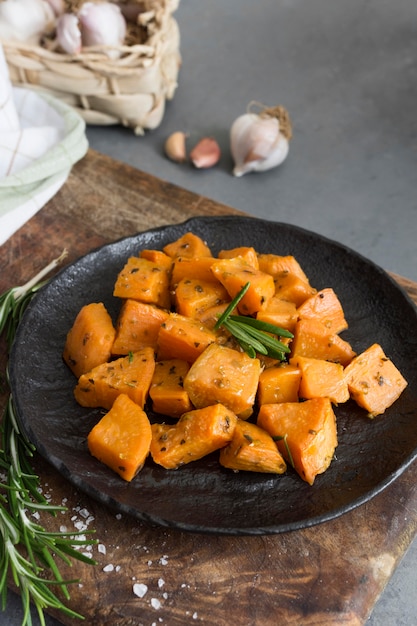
[1,149,417,626]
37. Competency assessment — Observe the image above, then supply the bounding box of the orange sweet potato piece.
[156,313,217,363]
[290,355,349,404]
[344,343,408,417]
[218,246,259,268]
[149,359,193,418]
[174,278,230,319]
[297,288,348,334]
[210,257,275,315]
[170,256,218,288]
[113,257,170,309]
[139,249,173,272]
[87,393,152,481]
[111,299,169,355]
[257,364,301,405]
[74,347,155,409]
[257,254,310,283]
[257,398,338,485]
[184,342,261,419]
[291,319,356,366]
[163,232,213,258]
[256,296,298,333]
[273,272,317,307]
[219,419,287,474]
[63,302,116,378]
[150,403,238,469]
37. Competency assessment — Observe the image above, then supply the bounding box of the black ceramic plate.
[9,216,417,535]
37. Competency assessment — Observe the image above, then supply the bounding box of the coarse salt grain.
[158,578,165,588]
[133,583,148,598]
[98,544,107,555]
[151,598,161,610]
[103,564,114,572]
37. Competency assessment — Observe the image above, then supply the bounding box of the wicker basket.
[3,0,181,135]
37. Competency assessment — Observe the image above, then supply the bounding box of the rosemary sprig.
[214,282,294,360]
[0,252,98,625]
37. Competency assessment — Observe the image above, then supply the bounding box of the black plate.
[9,216,417,535]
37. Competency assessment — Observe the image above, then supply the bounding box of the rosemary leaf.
[229,314,294,339]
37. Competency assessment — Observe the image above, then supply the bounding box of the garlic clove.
[56,13,82,55]
[189,137,221,169]
[78,1,127,57]
[164,131,188,163]
[230,105,292,177]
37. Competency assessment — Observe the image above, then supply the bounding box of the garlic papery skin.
[56,13,82,55]
[0,0,55,44]
[230,105,292,177]
[78,1,127,58]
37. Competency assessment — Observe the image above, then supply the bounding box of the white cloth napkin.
[0,43,88,245]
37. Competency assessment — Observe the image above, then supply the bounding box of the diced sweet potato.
[257,254,310,283]
[273,272,317,307]
[170,256,218,288]
[257,398,338,485]
[210,257,275,315]
[111,299,169,355]
[139,248,173,271]
[184,343,261,419]
[218,246,259,268]
[150,403,238,469]
[290,355,349,404]
[74,347,155,409]
[113,257,170,309]
[257,364,301,405]
[219,419,287,474]
[174,278,229,319]
[149,359,193,418]
[297,288,348,334]
[87,393,152,481]
[163,232,213,258]
[156,313,217,363]
[291,319,356,366]
[344,343,408,417]
[63,302,116,378]
[256,296,298,333]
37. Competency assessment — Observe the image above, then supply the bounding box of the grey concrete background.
[3,0,417,624]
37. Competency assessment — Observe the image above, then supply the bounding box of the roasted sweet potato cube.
[273,272,317,307]
[74,347,155,409]
[218,246,259,268]
[170,256,218,288]
[156,313,217,363]
[111,299,169,355]
[219,420,287,474]
[257,364,301,405]
[174,278,230,319]
[210,257,275,315]
[63,302,116,378]
[291,319,356,366]
[184,343,261,419]
[256,296,298,333]
[257,398,338,485]
[257,253,310,283]
[139,249,173,271]
[344,343,408,417]
[87,393,152,481]
[297,288,348,334]
[113,257,170,309]
[149,359,193,418]
[150,403,238,469]
[163,232,213,258]
[290,356,349,404]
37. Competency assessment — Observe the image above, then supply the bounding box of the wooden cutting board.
[1,149,417,626]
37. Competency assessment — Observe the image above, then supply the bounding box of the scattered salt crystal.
[115,565,121,572]
[162,592,168,600]
[151,598,161,610]
[74,521,87,531]
[103,564,114,572]
[98,544,107,555]
[133,583,148,598]
[115,513,122,520]
[159,556,168,566]
[82,552,93,559]
[32,511,40,520]
[60,525,67,533]
[79,508,90,518]
[158,578,165,588]
[193,612,198,620]
[147,560,153,566]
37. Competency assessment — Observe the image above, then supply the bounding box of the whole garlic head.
[230,104,292,177]
[0,0,55,44]
[78,1,126,57]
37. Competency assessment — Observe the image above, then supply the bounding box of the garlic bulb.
[0,0,55,44]
[230,104,292,177]
[78,1,126,57]
[56,13,82,55]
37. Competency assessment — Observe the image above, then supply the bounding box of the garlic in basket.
[0,0,55,44]
[230,102,292,177]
